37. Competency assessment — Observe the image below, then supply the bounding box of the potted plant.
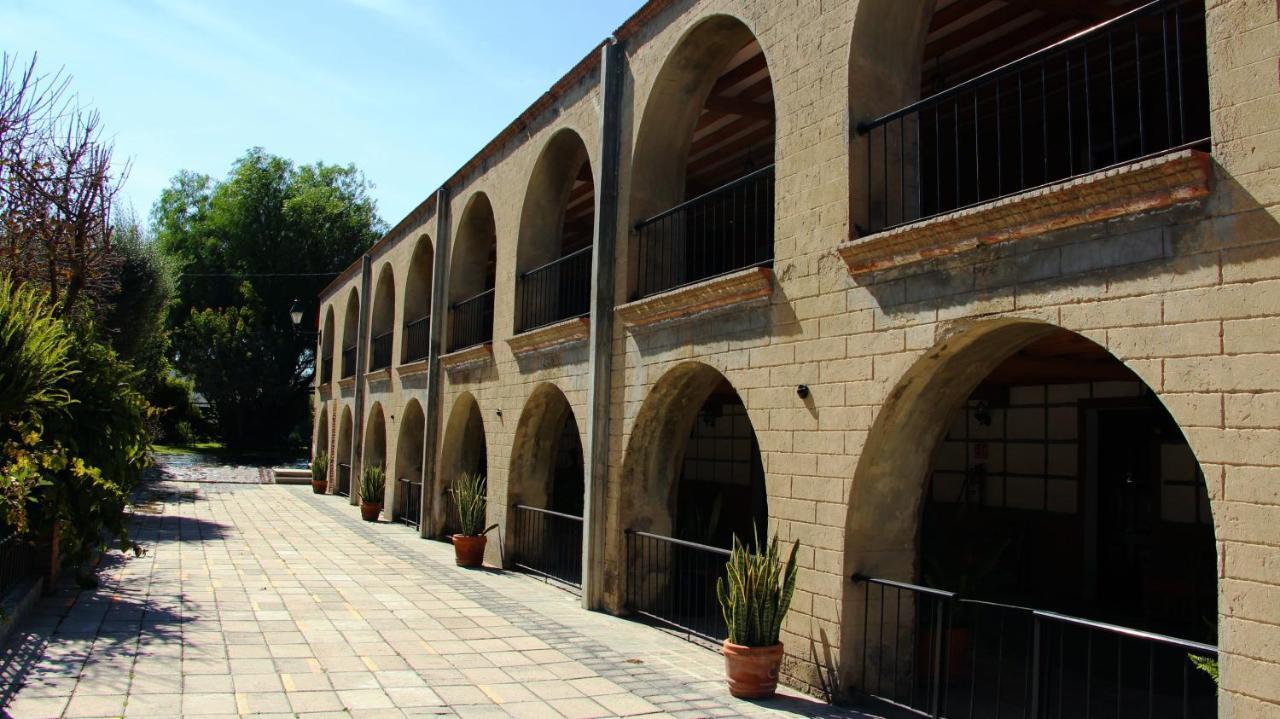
[311,452,329,494]
[451,471,497,567]
[359,464,385,521]
[715,533,798,699]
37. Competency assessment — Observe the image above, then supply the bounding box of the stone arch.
[435,392,489,535]
[618,361,767,542]
[514,128,595,332]
[447,193,498,351]
[314,402,330,462]
[336,405,355,496]
[361,402,387,505]
[839,318,1220,700]
[402,234,434,363]
[369,264,396,370]
[320,306,336,384]
[340,287,360,377]
[627,13,777,297]
[393,399,425,523]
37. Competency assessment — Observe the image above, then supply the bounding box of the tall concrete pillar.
[420,189,451,538]
[350,254,372,505]
[582,38,624,610]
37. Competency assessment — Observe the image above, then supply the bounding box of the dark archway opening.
[320,307,335,385]
[447,195,498,352]
[437,395,488,538]
[394,400,425,528]
[369,267,395,371]
[336,407,354,496]
[340,289,359,379]
[361,403,387,508]
[402,236,434,364]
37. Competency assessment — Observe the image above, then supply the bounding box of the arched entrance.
[841,320,1218,717]
[402,235,433,364]
[507,384,585,587]
[618,362,768,640]
[361,403,387,510]
[336,406,354,496]
[369,265,395,372]
[628,14,776,300]
[393,399,425,527]
[314,403,330,466]
[447,194,497,352]
[320,306,336,385]
[340,288,360,380]
[515,129,595,333]
[435,393,488,538]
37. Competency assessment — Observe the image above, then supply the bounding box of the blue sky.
[0,0,637,227]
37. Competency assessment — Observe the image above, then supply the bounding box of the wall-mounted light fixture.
[796,384,810,400]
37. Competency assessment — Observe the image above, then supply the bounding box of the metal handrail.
[635,163,776,229]
[1034,610,1218,654]
[450,287,495,310]
[624,529,731,556]
[520,244,592,278]
[852,573,957,599]
[858,0,1183,133]
[512,503,583,522]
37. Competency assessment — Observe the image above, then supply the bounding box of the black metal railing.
[0,530,38,597]
[447,288,495,353]
[517,246,592,333]
[438,486,458,538]
[403,314,430,363]
[395,477,422,528]
[850,575,1219,718]
[634,164,775,300]
[510,505,583,588]
[369,330,393,371]
[624,529,731,642]
[320,353,333,384]
[858,0,1209,234]
[341,345,357,379]
[336,463,351,497]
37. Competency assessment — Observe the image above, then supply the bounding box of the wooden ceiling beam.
[703,95,773,120]
[925,5,1041,60]
[709,51,769,97]
[999,0,1125,23]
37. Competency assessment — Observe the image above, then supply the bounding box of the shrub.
[311,452,328,483]
[716,533,799,647]
[451,472,496,537]
[359,464,384,504]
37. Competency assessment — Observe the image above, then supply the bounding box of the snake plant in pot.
[715,533,798,699]
[311,452,329,494]
[359,465,385,521]
[451,471,497,567]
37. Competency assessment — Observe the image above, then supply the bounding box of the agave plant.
[311,452,328,482]
[359,464,385,504]
[715,532,799,647]
[452,471,497,536]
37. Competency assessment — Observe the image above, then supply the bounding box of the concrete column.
[582,39,624,611]
[350,254,373,505]
[420,189,451,538]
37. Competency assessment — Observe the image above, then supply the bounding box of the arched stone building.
[313,0,1280,713]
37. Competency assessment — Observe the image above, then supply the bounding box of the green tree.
[154,148,383,449]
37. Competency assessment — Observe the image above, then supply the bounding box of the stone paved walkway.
[1,471,871,718]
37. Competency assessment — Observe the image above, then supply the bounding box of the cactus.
[715,531,799,647]
[452,471,497,537]
[359,464,385,504]
[311,452,328,482]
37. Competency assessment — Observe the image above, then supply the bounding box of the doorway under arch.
[361,402,387,512]
[336,406,354,497]
[841,320,1218,717]
[447,194,498,352]
[369,266,396,372]
[402,235,434,364]
[320,306,336,385]
[507,384,585,587]
[393,399,425,528]
[618,362,768,640]
[340,288,360,379]
[314,403,330,467]
[436,393,489,538]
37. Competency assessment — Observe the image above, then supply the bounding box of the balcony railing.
[394,477,422,528]
[858,0,1209,234]
[320,353,333,384]
[336,462,351,497]
[624,529,731,642]
[0,530,38,597]
[517,246,592,333]
[369,330,393,372]
[447,288,495,353]
[850,575,1218,719]
[634,164,775,300]
[340,345,357,379]
[403,314,430,364]
[510,504,583,589]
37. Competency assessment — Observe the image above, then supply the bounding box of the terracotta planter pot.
[722,640,784,699]
[311,479,328,494]
[359,502,382,522]
[452,534,487,567]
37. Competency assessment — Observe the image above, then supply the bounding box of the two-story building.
[313,0,1279,714]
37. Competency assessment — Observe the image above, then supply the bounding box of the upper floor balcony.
[842,0,1211,275]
